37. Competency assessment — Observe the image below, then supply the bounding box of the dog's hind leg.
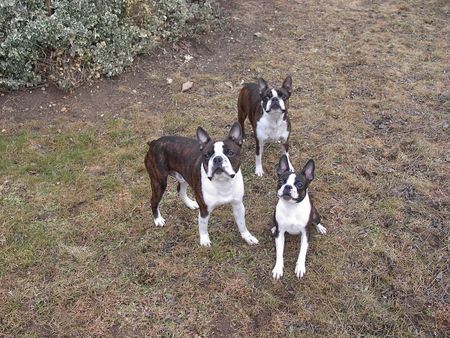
[145,147,168,227]
[237,92,248,139]
[150,175,168,227]
[255,138,265,176]
[175,173,199,210]
[311,204,326,234]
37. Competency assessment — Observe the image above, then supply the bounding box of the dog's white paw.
[316,223,327,235]
[255,167,264,176]
[200,235,211,247]
[154,216,166,227]
[272,264,284,280]
[183,198,199,210]
[242,231,259,245]
[295,263,306,278]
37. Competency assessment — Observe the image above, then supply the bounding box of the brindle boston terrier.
[238,76,293,176]
[144,123,259,247]
[271,155,327,279]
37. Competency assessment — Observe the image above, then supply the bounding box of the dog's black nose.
[213,156,223,164]
[283,185,292,195]
[272,97,278,102]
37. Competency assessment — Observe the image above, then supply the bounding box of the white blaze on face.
[277,89,286,111]
[277,173,299,200]
[265,89,285,112]
[206,141,235,178]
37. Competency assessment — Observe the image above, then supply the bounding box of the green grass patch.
[1,220,56,273]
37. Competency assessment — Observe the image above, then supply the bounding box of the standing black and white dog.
[238,76,293,176]
[144,123,259,247]
[272,155,327,279]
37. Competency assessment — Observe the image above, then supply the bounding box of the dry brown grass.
[1,0,449,336]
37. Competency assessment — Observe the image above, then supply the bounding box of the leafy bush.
[0,0,215,90]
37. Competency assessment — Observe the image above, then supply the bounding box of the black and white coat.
[271,155,327,279]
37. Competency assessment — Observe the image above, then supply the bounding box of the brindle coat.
[144,125,243,219]
[237,76,292,156]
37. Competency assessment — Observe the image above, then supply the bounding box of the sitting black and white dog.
[272,155,326,279]
[144,122,259,247]
[238,76,293,176]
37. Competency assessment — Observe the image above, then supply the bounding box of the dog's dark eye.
[204,153,211,160]
[278,179,286,185]
[225,149,234,157]
[296,182,303,189]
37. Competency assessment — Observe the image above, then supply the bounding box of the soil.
[0,1,266,124]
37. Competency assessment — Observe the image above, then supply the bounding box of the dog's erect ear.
[302,159,315,182]
[228,122,243,146]
[258,78,268,96]
[282,75,292,95]
[196,127,211,150]
[277,155,291,176]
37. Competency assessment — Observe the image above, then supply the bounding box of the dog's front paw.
[295,263,306,278]
[241,231,259,245]
[255,167,264,176]
[272,264,284,280]
[316,223,327,235]
[184,198,199,210]
[199,235,212,247]
[154,216,166,227]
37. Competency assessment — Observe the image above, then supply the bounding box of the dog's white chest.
[201,168,244,210]
[275,194,311,234]
[256,112,289,142]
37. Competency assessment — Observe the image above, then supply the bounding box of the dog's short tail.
[147,139,159,149]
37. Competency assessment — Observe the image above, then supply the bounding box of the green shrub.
[0,0,215,90]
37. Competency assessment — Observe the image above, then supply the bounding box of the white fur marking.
[207,142,235,178]
[200,166,257,246]
[180,185,199,209]
[154,208,166,227]
[232,201,259,244]
[316,223,327,235]
[277,173,299,200]
[273,192,314,279]
[174,172,199,210]
[284,153,295,171]
[276,193,311,231]
[295,230,308,278]
[265,89,286,112]
[279,98,285,111]
[272,232,285,279]
[201,165,243,209]
[255,88,289,176]
[256,110,289,144]
[255,109,288,175]
[255,152,264,176]
[198,213,211,246]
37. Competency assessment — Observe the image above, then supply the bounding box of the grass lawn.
[1,0,448,336]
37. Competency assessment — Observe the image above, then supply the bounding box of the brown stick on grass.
[45,0,52,16]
